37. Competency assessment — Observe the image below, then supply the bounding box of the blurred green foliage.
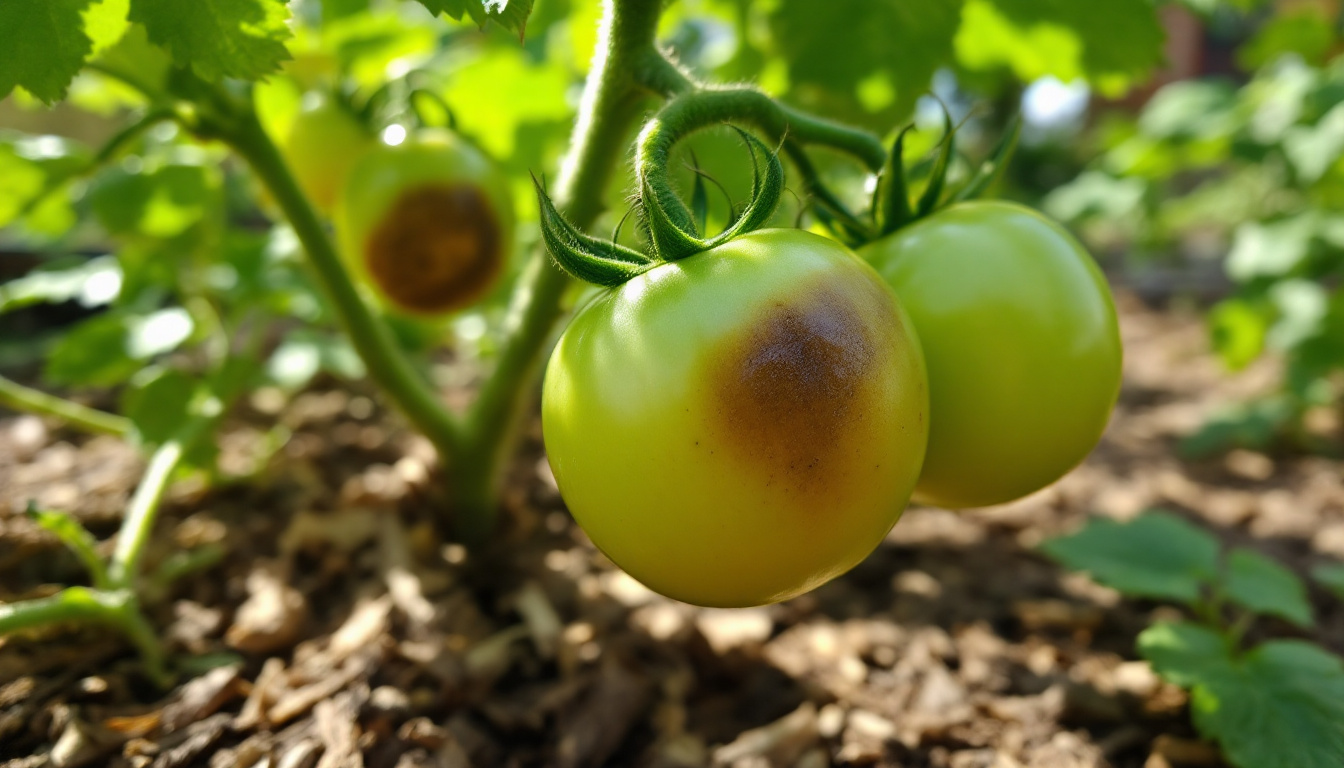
[1047,1,1344,456]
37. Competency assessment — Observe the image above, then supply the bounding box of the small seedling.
[1043,510,1344,768]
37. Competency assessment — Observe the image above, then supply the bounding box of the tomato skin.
[542,229,929,607]
[860,201,1122,509]
[336,129,514,317]
[282,93,374,215]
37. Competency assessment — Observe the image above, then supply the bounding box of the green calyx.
[814,107,1022,247]
[535,125,784,287]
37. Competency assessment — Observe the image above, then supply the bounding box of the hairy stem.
[638,88,888,178]
[450,0,669,542]
[217,105,464,461]
[0,374,132,437]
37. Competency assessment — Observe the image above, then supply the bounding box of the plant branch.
[450,0,670,542]
[214,101,464,461]
[107,415,213,588]
[0,587,169,685]
[0,374,132,437]
[638,88,888,177]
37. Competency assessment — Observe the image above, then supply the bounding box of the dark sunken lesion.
[364,184,502,315]
[708,277,894,498]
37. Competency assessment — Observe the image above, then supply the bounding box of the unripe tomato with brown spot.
[542,229,929,607]
[336,129,514,318]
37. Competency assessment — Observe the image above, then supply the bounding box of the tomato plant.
[861,202,1123,508]
[543,228,928,607]
[280,92,374,215]
[335,128,514,317]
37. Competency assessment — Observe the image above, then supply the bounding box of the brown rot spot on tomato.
[364,184,502,315]
[708,276,898,498]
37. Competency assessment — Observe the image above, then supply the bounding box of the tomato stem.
[107,415,214,588]
[0,374,133,437]
[214,101,467,464]
[450,0,671,540]
[0,587,170,686]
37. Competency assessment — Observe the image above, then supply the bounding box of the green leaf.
[128,0,292,81]
[84,0,131,54]
[1179,396,1297,459]
[121,367,197,447]
[44,314,141,387]
[1283,102,1344,184]
[1138,80,1239,142]
[88,163,219,239]
[0,0,94,103]
[1197,642,1344,768]
[1267,279,1329,352]
[24,506,109,589]
[44,308,194,388]
[266,330,367,390]
[413,0,535,38]
[1138,621,1231,688]
[1313,564,1344,602]
[1141,623,1344,768]
[1224,548,1314,628]
[1226,214,1318,281]
[771,0,963,119]
[955,0,1164,93]
[0,144,47,228]
[1239,7,1335,70]
[1209,298,1271,371]
[1040,511,1220,604]
[0,257,123,316]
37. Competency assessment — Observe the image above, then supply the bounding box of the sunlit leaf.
[266,330,366,390]
[955,0,1162,93]
[413,0,535,37]
[1284,102,1344,183]
[127,308,194,359]
[0,0,94,103]
[88,163,220,239]
[0,257,123,315]
[1209,298,1270,371]
[771,0,963,119]
[1226,215,1318,281]
[128,0,292,81]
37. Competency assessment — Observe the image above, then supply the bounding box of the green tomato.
[282,93,374,215]
[543,229,929,607]
[336,129,514,317]
[860,201,1122,509]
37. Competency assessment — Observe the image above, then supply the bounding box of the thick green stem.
[450,0,669,541]
[0,374,132,437]
[217,107,463,461]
